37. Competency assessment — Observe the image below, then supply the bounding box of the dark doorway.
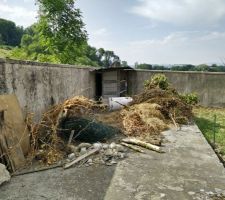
[95,73,102,100]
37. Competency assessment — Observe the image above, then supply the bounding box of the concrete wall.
[0,59,96,120]
[1,58,225,120]
[128,70,225,107]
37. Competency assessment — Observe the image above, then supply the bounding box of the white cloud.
[0,2,37,27]
[92,28,108,36]
[116,31,225,64]
[132,0,225,26]
[88,28,112,48]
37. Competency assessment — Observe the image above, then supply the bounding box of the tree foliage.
[12,0,87,64]
[144,74,169,90]
[135,63,152,70]
[135,62,225,72]
[0,18,24,46]
[11,0,121,67]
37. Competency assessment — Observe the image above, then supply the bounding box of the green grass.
[0,46,12,58]
[194,107,225,156]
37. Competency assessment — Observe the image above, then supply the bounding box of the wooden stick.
[64,148,99,169]
[169,113,178,130]
[12,163,63,176]
[121,142,145,153]
[122,138,163,153]
[67,130,75,145]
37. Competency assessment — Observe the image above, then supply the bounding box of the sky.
[0,0,225,65]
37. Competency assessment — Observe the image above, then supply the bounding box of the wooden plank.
[4,129,25,170]
[121,142,145,153]
[0,125,26,172]
[122,138,163,153]
[64,148,99,169]
[0,95,30,155]
[0,95,28,172]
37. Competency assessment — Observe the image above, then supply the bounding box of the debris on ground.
[64,141,127,169]
[120,103,167,145]
[133,74,193,124]
[28,96,120,165]
[121,142,145,153]
[132,88,192,124]
[188,189,225,200]
[122,138,163,153]
[97,74,193,145]
[25,74,194,169]
[0,163,10,185]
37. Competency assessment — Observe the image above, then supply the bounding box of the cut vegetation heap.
[28,74,194,166]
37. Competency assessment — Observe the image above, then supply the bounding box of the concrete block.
[0,163,10,186]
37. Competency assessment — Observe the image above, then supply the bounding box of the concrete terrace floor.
[0,125,225,200]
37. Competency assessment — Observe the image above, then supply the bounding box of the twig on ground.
[169,113,178,130]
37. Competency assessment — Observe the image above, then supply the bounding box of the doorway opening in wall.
[95,73,102,100]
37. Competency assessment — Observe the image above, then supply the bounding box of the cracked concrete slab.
[0,125,224,200]
[104,125,225,200]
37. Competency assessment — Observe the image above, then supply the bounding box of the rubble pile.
[28,74,194,166]
[66,142,127,167]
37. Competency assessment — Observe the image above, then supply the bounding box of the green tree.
[0,18,24,46]
[94,48,120,67]
[37,0,87,64]
[0,34,3,45]
[13,0,88,64]
[12,0,122,66]
[12,24,60,62]
[196,64,209,71]
[136,63,152,70]
[152,65,167,70]
[171,64,195,71]
[121,61,128,67]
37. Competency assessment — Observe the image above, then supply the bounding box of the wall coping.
[1,58,225,75]
[134,69,225,75]
[0,58,97,71]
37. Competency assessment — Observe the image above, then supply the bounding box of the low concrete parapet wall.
[0,58,96,120]
[1,58,225,120]
[128,70,225,107]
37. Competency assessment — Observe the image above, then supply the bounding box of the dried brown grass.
[133,88,192,124]
[28,96,107,165]
[121,103,167,143]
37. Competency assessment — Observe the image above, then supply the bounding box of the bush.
[144,74,169,90]
[179,93,198,105]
